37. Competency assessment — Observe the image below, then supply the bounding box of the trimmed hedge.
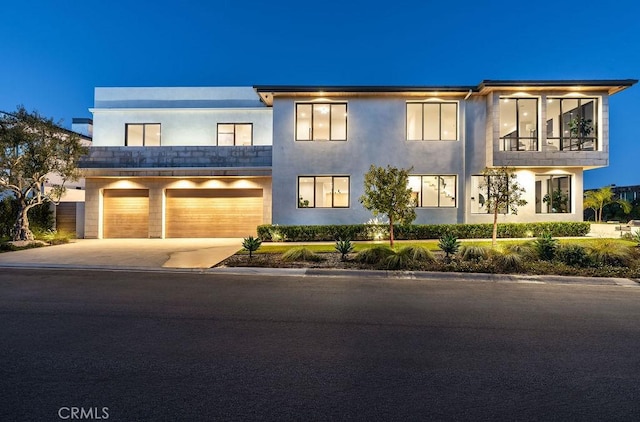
[257,222,591,242]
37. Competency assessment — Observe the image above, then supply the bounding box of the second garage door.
[165,189,263,238]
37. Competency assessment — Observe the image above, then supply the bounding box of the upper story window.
[408,175,457,207]
[217,123,252,146]
[407,102,457,141]
[298,176,349,208]
[125,123,161,146]
[499,98,538,151]
[546,98,598,151]
[296,103,347,141]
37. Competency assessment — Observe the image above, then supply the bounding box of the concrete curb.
[209,266,640,287]
[1,262,638,288]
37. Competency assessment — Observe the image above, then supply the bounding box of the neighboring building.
[0,111,92,237]
[79,80,636,238]
[47,119,93,237]
[610,185,640,203]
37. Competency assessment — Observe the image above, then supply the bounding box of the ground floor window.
[470,174,513,214]
[408,175,456,207]
[536,175,571,213]
[298,176,349,208]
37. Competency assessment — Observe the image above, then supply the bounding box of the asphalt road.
[1,269,639,421]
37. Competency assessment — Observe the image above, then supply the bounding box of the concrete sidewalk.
[0,238,242,269]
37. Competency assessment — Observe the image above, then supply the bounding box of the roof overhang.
[255,79,637,105]
[477,79,637,96]
[254,85,476,106]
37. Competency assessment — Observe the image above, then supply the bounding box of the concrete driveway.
[0,238,243,269]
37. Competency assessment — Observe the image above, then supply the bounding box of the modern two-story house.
[79,80,636,238]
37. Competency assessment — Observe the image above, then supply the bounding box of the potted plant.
[568,116,593,150]
[543,188,569,213]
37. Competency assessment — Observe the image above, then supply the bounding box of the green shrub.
[588,240,632,267]
[438,233,460,261]
[396,245,435,263]
[459,245,491,262]
[502,243,536,260]
[493,251,524,272]
[31,228,73,245]
[555,244,593,267]
[355,245,395,264]
[335,239,355,261]
[533,232,558,261]
[281,247,325,262]
[0,197,54,238]
[242,236,262,259]
[256,222,590,242]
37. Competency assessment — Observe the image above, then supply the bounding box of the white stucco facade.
[79,80,636,238]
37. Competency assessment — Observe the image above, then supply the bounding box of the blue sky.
[1,0,638,188]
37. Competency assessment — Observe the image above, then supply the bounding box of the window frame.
[546,97,598,151]
[409,175,457,208]
[471,174,514,214]
[295,103,348,141]
[297,176,350,208]
[499,97,539,151]
[216,123,253,146]
[406,101,458,141]
[536,174,572,214]
[125,123,161,146]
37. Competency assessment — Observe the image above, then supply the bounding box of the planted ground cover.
[218,237,640,278]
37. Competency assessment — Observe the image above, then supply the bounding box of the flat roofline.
[255,79,637,104]
[253,85,477,92]
[479,79,638,87]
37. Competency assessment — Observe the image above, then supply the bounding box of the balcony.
[79,146,272,177]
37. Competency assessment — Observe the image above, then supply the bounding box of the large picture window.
[296,103,347,141]
[298,176,349,208]
[408,175,457,207]
[125,124,161,146]
[546,98,598,151]
[217,123,253,146]
[406,102,457,141]
[536,175,571,213]
[499,98,538,151]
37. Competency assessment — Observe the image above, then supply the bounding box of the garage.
[103,189,149,238]
[165,189,263,238]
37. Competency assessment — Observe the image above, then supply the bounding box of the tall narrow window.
[408,175,457,207]
[406,102,458,141]
[125,124,161,146]
[298,176,350,208]
[217,123,253,146]
[296,103,347,141]
[546,98,598,151]
[499,98,538,151]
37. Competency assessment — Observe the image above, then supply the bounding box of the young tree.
[479,167,527,248]
[583,186,631,223]
[359,165,416,247]
[0,107,88,241]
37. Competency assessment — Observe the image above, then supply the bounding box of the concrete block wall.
[80,146,272,169]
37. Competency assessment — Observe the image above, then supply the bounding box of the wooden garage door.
[56,202,77,234]
[103,190,149,238]
[166,189,263,238]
